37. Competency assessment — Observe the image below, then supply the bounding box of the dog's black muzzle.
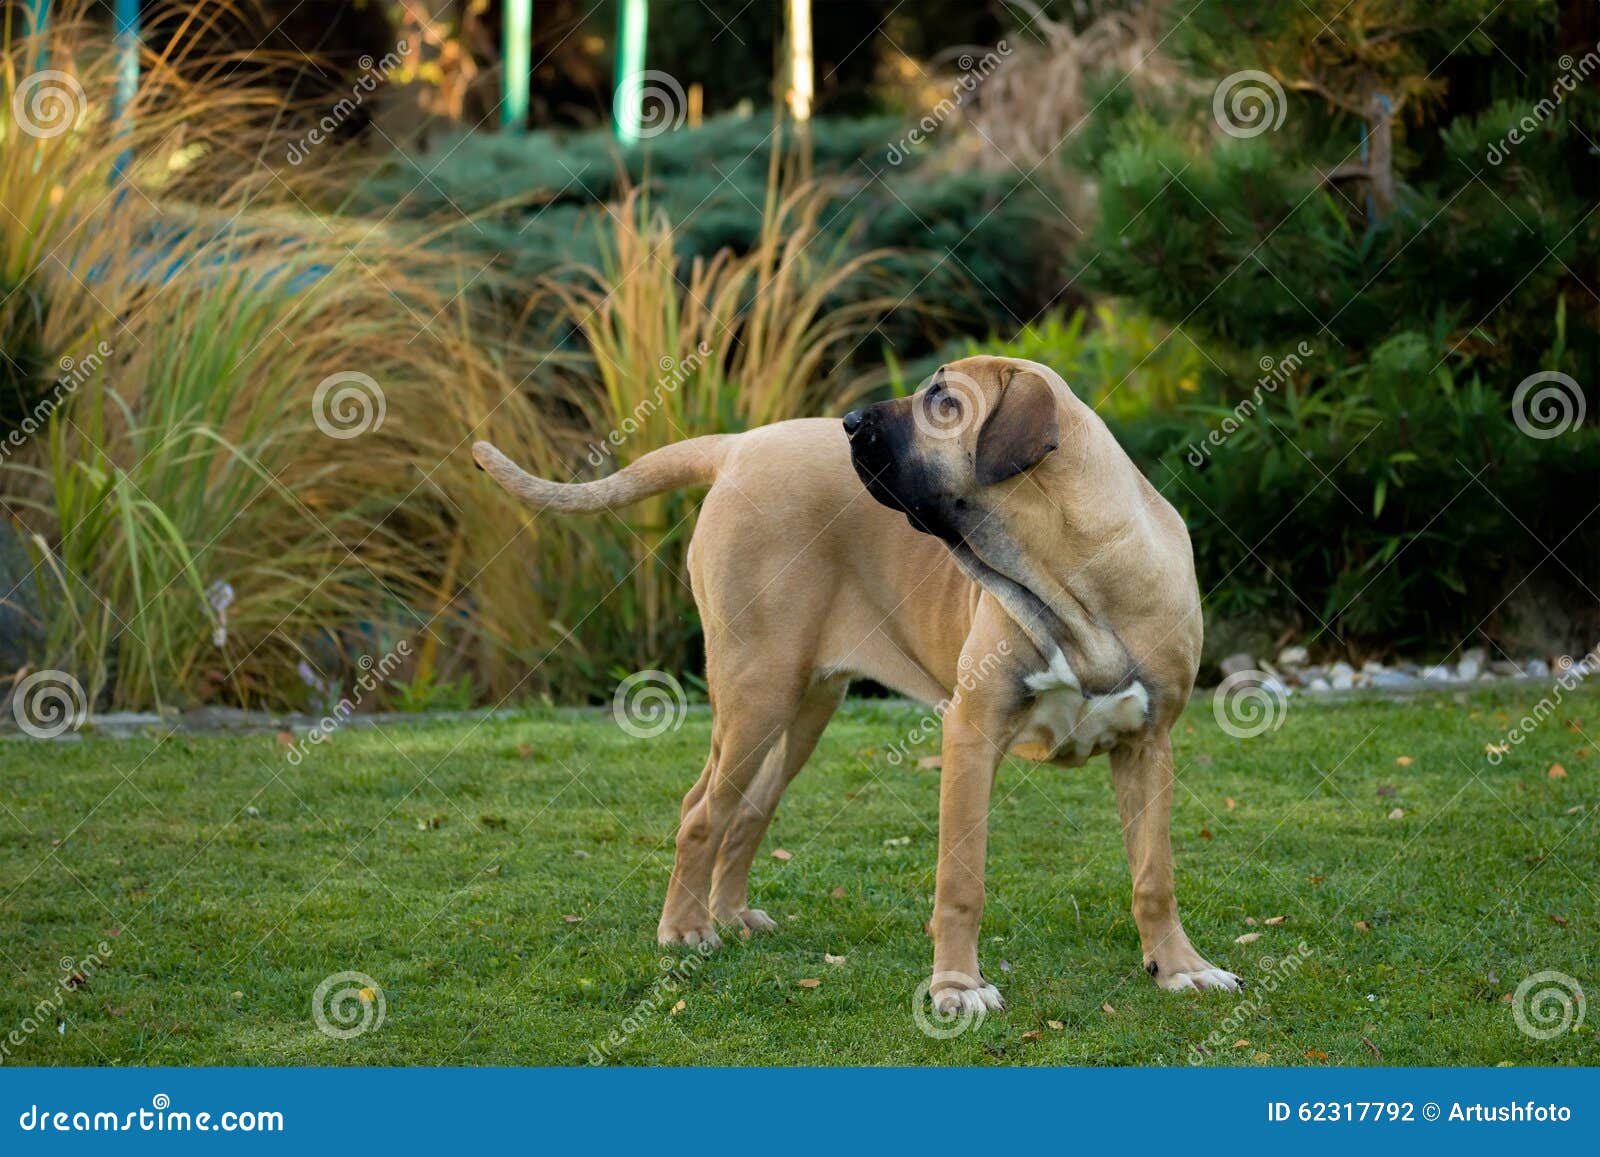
[843,403,957,542]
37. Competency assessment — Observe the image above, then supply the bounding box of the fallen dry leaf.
[516,743,534,759]
[830,886,846,898]
[770,848,793,861]
[1225,797,1236,810]
[1233,1039,1249,1048]
[1047,1020,1065,1031]
[1387,807,1405,820]
[1500,992,1515,1004]
[1549,763,1567,779]
[275,730,294,747]
[883,836,911,847]
[1244,916,1258,926]
[1264,915,1287,926]
[1567,805,1586,815]
[824,953,846,965]
[358,987,376,1004]
[797,978,821,989]
[1101,1002,1116,1015]
[562,914,582,925]
[670,999,685,1015]
[1235,932,1262,944]
[1354,920,1372,933]
[1361,1035,1381,1057]
[1199,829,1213,840]
[1021,1030,1042,1041]
[1376,784,1397,797]
[1550,914,1569,927]
[1395,756,1414,767]
[1304,1049,1329,1061]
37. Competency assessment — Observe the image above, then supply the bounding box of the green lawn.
[2,683,1595,1066]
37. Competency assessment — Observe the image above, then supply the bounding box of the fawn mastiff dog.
[473,355,1239,1013]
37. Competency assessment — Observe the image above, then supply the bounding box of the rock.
[1457,647,1486,681]
[1219,652,1257,679]
[1370,670,1417,688]
[1307,678,1332,693]
[1361,660,1386,676]
[1329,661,1355,691]
[1276,645,1309,668]
[1489,660,1523,677]
[1421,664,1453,682]
[1524,658,1550,679]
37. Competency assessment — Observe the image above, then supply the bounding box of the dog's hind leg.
[1110,732,1242,993]
[709,676,847,932]
[657,685,798,947]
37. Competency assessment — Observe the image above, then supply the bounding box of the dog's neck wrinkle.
[950,540,1132,695]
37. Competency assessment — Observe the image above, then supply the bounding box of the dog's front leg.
[1110,732,1242,993]
[927,676,1012,1017]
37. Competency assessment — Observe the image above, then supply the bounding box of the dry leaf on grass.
[1264,915,1287,926]
[1047,1020,1065,1031]
[1235,932,1261,944]
[830,886,846,898]
[1549,763,1567,779]
[1395,756,1413,767]
[1021,1030,1042,1041]
[1354,920,1372,933]
[1304,1049,1329,1061]
[562,914,582,925]
[1388,807,1405,820]
[771,848,793,861]
[824,953,846,965]
[670,1000,685,1015]
[1101,1002,1116,1015]
[797,978,820,989]
[1224,797,1236,810]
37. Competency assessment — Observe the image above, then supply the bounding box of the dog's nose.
[842,409,866,437]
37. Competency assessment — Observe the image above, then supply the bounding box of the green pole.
[613,0,648,144]
[502,0,531,131]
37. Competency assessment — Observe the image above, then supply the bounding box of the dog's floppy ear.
[975,368,1060,486]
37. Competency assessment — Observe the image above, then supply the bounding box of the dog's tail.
[471,435,735,514]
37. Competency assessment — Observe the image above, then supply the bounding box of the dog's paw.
[657,922,724,949]
[734,907,778,933]
[1147,958,1242,993]
[929,972,1005,1016]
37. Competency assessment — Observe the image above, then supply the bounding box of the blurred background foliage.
[1,0,1595,715]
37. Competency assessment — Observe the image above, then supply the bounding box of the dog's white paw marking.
[737,908,778,932]
[1157,967,1242,993]
[657,924,723,949]
[933,982,1005,1015]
